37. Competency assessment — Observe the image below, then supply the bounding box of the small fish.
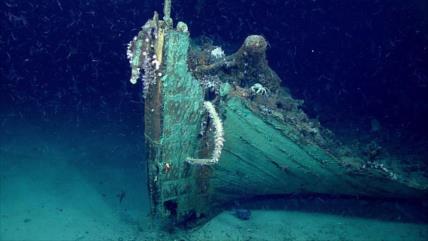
[116,191,126,203]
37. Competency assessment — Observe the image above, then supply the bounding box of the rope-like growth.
[186,101,225,165]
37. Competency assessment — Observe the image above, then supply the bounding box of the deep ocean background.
[1,0,428,139]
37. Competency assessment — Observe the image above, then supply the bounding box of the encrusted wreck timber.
[194,35,282,92]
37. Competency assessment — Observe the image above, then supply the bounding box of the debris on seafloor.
[233,208,252,221]
[231,201,251,220]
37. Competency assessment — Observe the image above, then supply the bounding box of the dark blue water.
[2,0,427,148]
[1,0,427,240]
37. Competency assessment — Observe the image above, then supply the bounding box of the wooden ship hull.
[126,13,428,227]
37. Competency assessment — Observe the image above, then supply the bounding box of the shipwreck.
[126,1,428,228]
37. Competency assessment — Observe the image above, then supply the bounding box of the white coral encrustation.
[186,101,225,165]
[210,47,225,59]
[205,101,225,163]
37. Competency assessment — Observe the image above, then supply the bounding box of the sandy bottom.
[179,210,428,241]
[1,120,427,241]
